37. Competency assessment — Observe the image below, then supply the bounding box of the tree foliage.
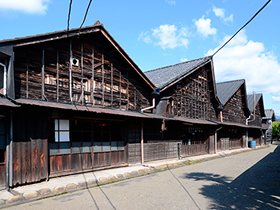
[272,121,280,140]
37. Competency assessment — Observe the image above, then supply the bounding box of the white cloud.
[181,58,188,62]
[138,24,189,50]
[213,6,233,23]
[166,0,176,5]
[194,16,217,37]
[138,32,152,44]
[0,0,49,15]
[207,30,280,98]
[272,96,280,103]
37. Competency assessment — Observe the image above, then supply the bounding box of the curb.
[0,145,268,207]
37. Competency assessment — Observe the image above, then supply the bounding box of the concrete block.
[87,179,97,187]
[160,165,168,169]
[38,188,52,196]
[168,164,174,168]
[78,181,87,188]
[138,169,146,175]
[23,191,39,199]
[116,174,124,179]
[107,176,116,182]
[98,177,108,184]
[144,168,150,173]
[66,183,78,191]
[173,163,179,167]
[0,199,5,206]
[6,195,23,204]
[131,170,139,177]
[124,172,132,178]
[53,186,66,194]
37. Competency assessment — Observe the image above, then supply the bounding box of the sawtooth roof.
[263,109,276,120]
[216,79,245,105]
[247,93,265,117]
[144,56,212,90]
[247,93,262,113]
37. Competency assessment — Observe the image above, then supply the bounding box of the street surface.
[6,144,280,210]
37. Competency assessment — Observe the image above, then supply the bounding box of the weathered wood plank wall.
[221,88,247,124]
[170,67,216,120]
[12,139,48,186]
[14,36,150,111]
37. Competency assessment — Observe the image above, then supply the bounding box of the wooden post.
[41,46,45,100]
[26,57,29,99]
[81,43,84,105]
[119,71,121,108]
[56,49,59,102]
[91,45,95,105]
[111,61,113,107]
[102,49,104,107]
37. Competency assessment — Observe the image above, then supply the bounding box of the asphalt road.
[7,144,280,210]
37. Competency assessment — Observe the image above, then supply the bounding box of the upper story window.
[0,64,4,96]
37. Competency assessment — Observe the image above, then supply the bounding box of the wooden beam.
[56,49,59,102]
[102,49,104,107]
[91,45,95,105]
[110,61,113,107]
[26,57,28,98]
[119,71,121,108]
[81,43,84,105]
[41,47,45,100]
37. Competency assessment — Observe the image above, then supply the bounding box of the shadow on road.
[184,146,280,209]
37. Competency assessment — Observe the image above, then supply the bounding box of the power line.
[67,0,73,35]
[212,0,271,57]
[79,0,93,35]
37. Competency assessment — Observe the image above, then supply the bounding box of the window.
[0,65,4,95]
[55,119,70,142]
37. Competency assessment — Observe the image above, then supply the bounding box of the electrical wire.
[212,0,271,57]
[67,0,73,36]
[79,0,93,35]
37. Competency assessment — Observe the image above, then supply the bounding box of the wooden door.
[13,139,48,186]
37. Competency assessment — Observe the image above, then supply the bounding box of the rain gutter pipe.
[215,127,223,154]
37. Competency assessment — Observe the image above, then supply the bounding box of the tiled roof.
[247,93,262,113]
[216,79,245,105]
[144,56,212,89]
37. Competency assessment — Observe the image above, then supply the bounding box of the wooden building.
[215,79,250,150]
[0,21,159,188]
[262,109,276,144]
[247,93,265,145]
[0,21,269,189]
[145,56,220,158]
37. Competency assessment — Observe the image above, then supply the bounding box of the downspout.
[7,110,13,189]
[141,98,155,113]
[141,119,144,164]
[215,127,223,154]
[0,62,7,96]
[245,91,256,147]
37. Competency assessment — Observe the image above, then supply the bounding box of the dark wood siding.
[164,66,216,120]
[14,36,151,111]
[127,121,141,164]
[221,88,247,124]
[248,101,263,127]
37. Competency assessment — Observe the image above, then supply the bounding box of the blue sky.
[0,0,279,118]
